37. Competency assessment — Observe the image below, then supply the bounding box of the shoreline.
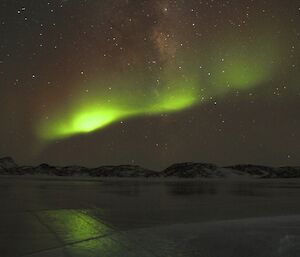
[1,174,300,183]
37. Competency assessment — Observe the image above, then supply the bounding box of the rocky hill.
[0,157,299,179]
[0,157,18,171]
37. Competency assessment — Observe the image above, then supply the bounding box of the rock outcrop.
[161,162,221,178]
[224,165,300,178]
[88,165,159,178]
[224,164,276,177]
[0,157,18,172]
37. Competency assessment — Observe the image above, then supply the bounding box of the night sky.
[0,0,299,169]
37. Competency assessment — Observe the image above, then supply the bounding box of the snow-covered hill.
[0,157,299,179]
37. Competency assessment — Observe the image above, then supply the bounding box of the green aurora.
[38,30,285,140]
[38,80,199,139]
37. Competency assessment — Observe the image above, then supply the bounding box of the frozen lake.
[1,177,300,256]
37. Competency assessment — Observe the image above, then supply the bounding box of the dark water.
[1,177,300,257]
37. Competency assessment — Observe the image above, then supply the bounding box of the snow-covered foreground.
[1,177,300,256]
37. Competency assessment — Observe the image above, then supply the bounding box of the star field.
[0,0,299,169]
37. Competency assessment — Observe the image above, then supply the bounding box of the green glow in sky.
[38,83,198,140]
[58,108,124,135]
[150,77,198,113]
[206,28,284,96]
[38,28,284,140]
[40,106,128,139]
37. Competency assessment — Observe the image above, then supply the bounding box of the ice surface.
[0,177,300,256]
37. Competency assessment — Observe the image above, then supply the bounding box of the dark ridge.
[1,157,300,179]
